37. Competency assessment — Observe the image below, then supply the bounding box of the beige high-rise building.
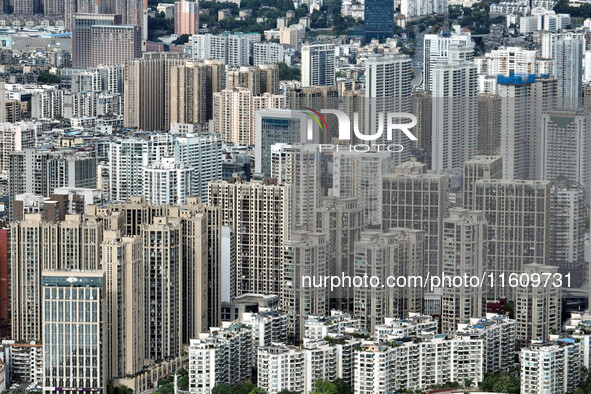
[279,24,304,50]
[11,213,104,342]
[288,86,339,112]
[227,65,279,95]
[288,86,338,144]
[498,75,556,180]
[102,230,145,380]
[208,179,291,297]
[441,209,487,334]
[463,155,502,210]
[431,55,478,172]
[0,122,36,172]
[550,178,586,286]
[314,197,363,311]
[541,109,591,197]
[73,14,140,69]
[14,0,40,14]
[124,52,188,131]
[91,24,141,66]
[172,199,221,341]
[52,214,103,271]
[15,199,215,380]
[474,180,551,298]
[259,64,280,95]
[169,60,225,126]
[11,214,44,342]
[333,151,393,226]
[515,263,561,347]
[86,196,222,337]
[353,229,424,332]
[411,90,432,149]
[142,217,182,359]
[43,0,64,14]
[382,160,446,276]
[271,143,320,231]
[213,88,286,145]
[390,227,425,317]
[282,231,328,340]
[5,100,21,123]
[477,94,501,155]
[0,81,6,123]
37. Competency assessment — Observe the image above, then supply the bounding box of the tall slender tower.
[365,53,413,164]
[142,217,182,359]
[541,109,591,196]
[175,0,199,35]
[282,231,328,341]
[102,230,145,380]
[515,263,561,347]
[554,38,583,109]
[498,74,556,180]
[431,42,477,172]
[382,161,445,276]
[474,180,551,298]
[208,179,291,298]
[314,197,363,311]
[271,143,320,231]
[124,53,188,131]
[441,209,487,334]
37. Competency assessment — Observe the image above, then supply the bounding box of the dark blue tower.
[364,0,394,41]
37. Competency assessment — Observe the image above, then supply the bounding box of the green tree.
[480,372,520,394]
[154,383,174,394]
[108,385,133,394]
[177,369,189,391]
[38,71,59,84]
[554,0,591,18]
[276,62,300,81]
[295,5,307,17]
[211,382,260,394]
[332,378,353,394]
[212,384,233,394]
[310,379,338,394]
[172,34,190,45]
[147,13,175,41]
[233,382,257,394]
[506,300,515,319]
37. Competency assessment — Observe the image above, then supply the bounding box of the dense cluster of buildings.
[185,310,591,394]
[0,0,590,392]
